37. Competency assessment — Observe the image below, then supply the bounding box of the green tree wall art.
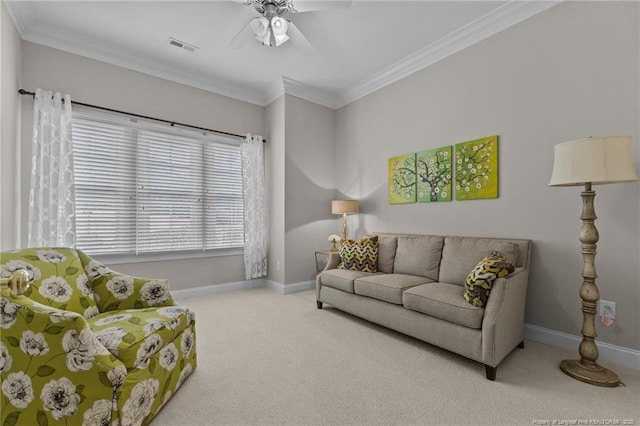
[417,146,452,202]
[388,153,417,204]
[454,135,499,200]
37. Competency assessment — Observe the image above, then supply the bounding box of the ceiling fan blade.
[288,0,351,13]
[229,18,258,49]
[286,20,315,56]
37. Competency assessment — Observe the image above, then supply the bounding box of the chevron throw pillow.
[338,236,379,273]
[463,251,515,307]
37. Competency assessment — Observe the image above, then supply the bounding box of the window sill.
[92,247,244,265]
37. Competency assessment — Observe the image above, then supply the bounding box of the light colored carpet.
[153,288,640,425]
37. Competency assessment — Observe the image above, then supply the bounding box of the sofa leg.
[316,301,323,309]
[517,341,525,349]
[485,365,497,381]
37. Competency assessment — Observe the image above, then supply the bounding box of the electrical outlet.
[599,300,616,320]
[276,260,281,271]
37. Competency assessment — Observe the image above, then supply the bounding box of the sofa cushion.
[402,282,485,329]
[338,237,379,273]
[463,252,515,307]
[354,274,432,304]
[365,234,397,273]
[0,247,99,318]
[439,237,519,286]
[320,269,379,294]
[88,305,195,369]
[393,236,444,280]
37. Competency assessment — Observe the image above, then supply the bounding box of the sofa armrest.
[324,252,341,272]
[315,252,341,301]
[1,290,126,424]
[481,267,529,366]
[78,250,175,313]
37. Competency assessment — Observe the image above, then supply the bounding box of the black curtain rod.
[18,89,266,143]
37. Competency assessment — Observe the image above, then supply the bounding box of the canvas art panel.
[388,153,417,204]
[454,136,499,200]
[417,146,452,202]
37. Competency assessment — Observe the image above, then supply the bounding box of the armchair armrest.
[1,291,126,425]
[0,269,30,295]
[77,250,175,313]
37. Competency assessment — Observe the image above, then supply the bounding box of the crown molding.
[265,77,341,109]
[6,0,561,110]
[3,0,28,35]
[281,77,340,109]
[264,80,285,107]
[334,0,562,109]
[7,3,268,107]
[268,0,561,109]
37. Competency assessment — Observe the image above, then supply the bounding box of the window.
[72,109,244,256]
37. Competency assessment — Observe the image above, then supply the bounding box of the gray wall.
[242,92,339,287]
[18,41,265,290]
[0,2,22,250]
[265,95,285,284]
[335,1,639,350]
[283,94,337,285]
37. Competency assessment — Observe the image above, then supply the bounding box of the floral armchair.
[0,247,197,426]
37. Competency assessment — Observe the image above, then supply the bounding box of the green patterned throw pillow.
[463,251,515,307]
[338,236,379,273]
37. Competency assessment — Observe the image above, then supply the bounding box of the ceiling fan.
[229,0,351,56]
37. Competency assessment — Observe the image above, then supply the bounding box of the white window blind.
[72,110,244,255]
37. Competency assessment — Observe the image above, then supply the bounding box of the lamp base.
[559,359,620,387]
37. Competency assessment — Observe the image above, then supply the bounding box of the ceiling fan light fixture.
[250,16,269,37]
[259,28,272,46]
[273,32,289,47]
[232,0,326,52]
[271,17,289,46]
[271,16,287,32]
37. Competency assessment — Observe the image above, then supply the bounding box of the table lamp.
[331,200,359,241]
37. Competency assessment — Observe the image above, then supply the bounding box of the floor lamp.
[331,200,359,241]
[549,136,638,387]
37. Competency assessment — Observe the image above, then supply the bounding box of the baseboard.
[172,278,314,300]
[264,279,314,295]
[524,323,640,370]
[171,279,266,301]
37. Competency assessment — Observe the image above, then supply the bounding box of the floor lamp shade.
[549,136,637,187]
[332,200,359,241]
[549,135,637,387]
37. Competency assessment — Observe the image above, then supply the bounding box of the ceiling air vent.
[168,37,199,53]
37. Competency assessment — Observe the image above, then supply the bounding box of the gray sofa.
[315,232,532,380]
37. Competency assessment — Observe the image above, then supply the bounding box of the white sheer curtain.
[241,134,267,279]
[28,88,76,247]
